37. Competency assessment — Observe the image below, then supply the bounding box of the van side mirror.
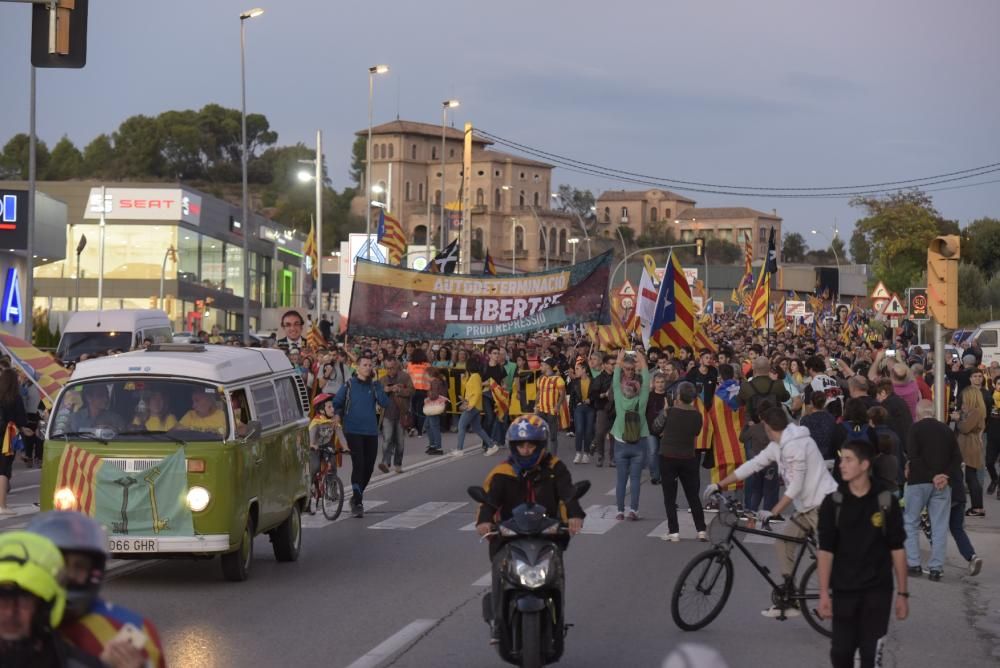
[241,420,261,441]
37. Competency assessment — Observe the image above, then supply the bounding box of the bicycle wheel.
[321,473,345,521]
[797,561,833,638]
[671,548,734,631]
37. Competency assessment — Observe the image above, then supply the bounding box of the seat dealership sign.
[84,187,202,225]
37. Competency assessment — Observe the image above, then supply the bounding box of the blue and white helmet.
[506,414,550,448]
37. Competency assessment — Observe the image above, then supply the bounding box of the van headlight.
[186,486,211,512]
[512,558,550,589]
[54,487,77,510]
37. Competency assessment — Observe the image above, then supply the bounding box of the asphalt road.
[4,434,1000,667]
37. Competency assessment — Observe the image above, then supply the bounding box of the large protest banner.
[348,251,612,340]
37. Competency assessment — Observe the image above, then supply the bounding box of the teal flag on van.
[95,449,194,537]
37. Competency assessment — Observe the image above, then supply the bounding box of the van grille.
[293,375,309,415]
[101,458,163,473]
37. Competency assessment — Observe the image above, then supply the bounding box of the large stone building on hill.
[351,120,585,272]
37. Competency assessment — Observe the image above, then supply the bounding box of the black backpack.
[746,379,775,424]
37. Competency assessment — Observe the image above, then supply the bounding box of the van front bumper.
[108,534,231,555]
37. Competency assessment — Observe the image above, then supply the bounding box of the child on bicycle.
[309,393,338,514]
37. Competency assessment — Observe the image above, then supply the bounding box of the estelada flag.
[54,444,104,515]
[0,332,71,407]
[0,422,18,456]
[376,208,407,266]
[649,252,695,349]
[558,396,571,431]
[489,378,510,420]
[710,388,746,487]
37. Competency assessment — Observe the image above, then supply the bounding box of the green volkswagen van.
[40,344,310,581]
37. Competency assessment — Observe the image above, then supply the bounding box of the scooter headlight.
[513,558,551,589]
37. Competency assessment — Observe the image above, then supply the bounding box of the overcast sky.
[2,0,998,244]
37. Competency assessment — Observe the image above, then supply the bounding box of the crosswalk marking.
[368,501,466,530]
[472,571,492,587]
[604,475,650,496]
[579,505,622,534]
[301,500,388,529]
[460,521,478,531]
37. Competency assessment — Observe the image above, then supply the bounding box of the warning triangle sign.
[883,294,905,316]
[871,281,890,300]
[619,279,636,297]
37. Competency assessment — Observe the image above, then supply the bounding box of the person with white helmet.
[27,512,166,668]
[0,530,102,667]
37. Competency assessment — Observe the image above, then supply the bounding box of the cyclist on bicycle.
[309,393,337,515]
[705,399,837,618]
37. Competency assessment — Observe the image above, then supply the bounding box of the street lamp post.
[298,130,323,325]
[440,100,459,252]
[568,237,579,265]
[551,193,592,259]
[159,246,176,309]
[366,64,390,259]
[240,7,263,344]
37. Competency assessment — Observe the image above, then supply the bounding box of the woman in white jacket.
[705,398,838,618]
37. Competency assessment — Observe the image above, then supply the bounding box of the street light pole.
[439,101,459,251]
[240,7,263,344]
[315,130,323,323]
[366,65,389,260]
[551,193,592,259]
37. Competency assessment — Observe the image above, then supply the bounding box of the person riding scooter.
[475,414,586,647]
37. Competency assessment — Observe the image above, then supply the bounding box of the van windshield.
[57,332,134,361]
[50,379,230,442]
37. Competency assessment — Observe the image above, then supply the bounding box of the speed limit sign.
[907,288,928,320]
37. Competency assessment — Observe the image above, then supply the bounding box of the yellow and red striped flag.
[483,250,497,276]
[693,317,717,355]
[376,209,407,266]
[773,295,787,333]
[303,220,318,280]
[649,252,695,349]
[306,323,325,349]
[710,387,746,486]
[0,333,71,407]
[489,378,510,420]
[54,444,104,514]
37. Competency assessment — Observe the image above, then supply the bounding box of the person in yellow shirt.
[176,388,226,437]
[454,358,501,456]
[133,390,177,431]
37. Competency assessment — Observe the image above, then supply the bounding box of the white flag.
[637,263,660,349]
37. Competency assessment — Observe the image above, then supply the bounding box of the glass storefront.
[37,225,179,280]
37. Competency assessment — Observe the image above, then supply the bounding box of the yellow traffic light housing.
[927,235,959,329]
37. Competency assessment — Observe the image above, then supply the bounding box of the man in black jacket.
[588,353,615,466]
[818,437,908,668]
[902,400,961,581]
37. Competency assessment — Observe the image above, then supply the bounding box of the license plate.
[107,537,158,553]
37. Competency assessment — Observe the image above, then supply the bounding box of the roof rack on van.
[145,343,206,353]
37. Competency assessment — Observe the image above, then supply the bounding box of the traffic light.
[31,0,89,69]
[695,237,705,257]
[927,235,960,329]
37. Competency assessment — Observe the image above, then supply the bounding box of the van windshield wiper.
[117,429,188,446]
[58,431,109,445]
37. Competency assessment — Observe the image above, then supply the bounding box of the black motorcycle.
[467,481,590,668]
